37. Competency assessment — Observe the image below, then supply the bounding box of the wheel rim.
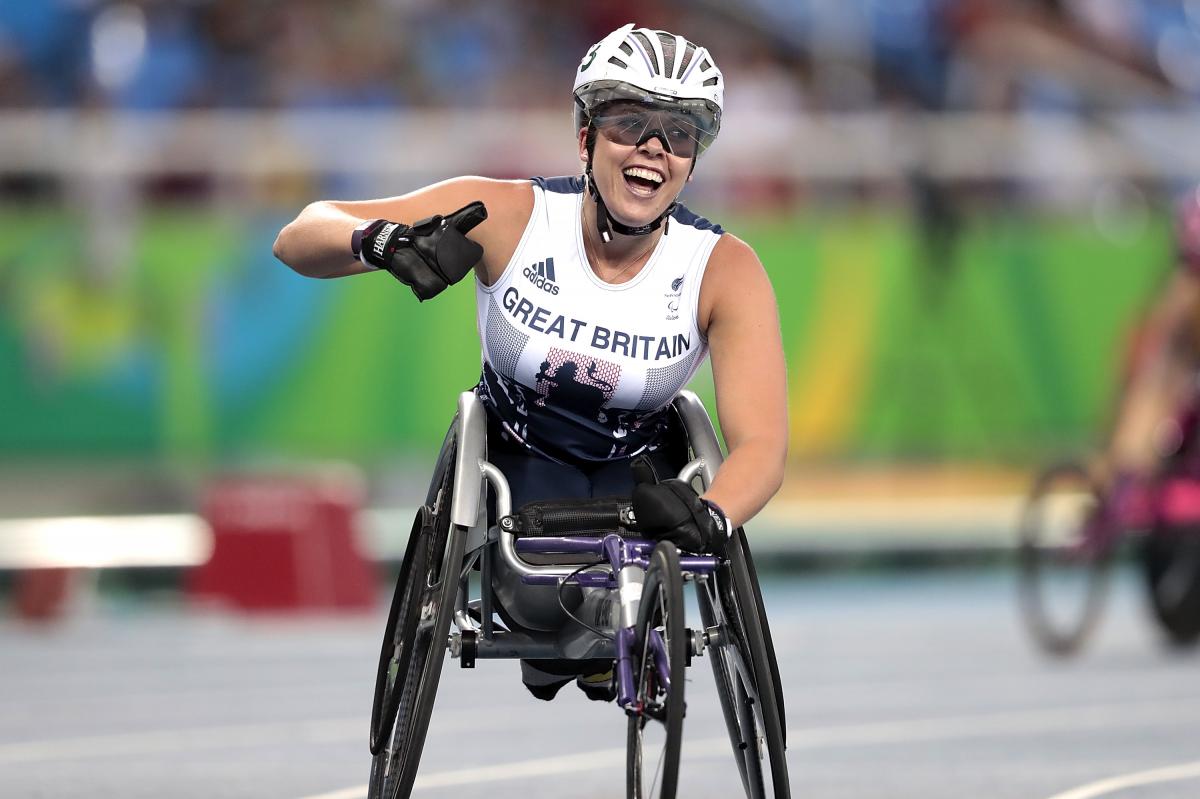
[382,535,451,784]
[1145,533,1200,645]
[633,593,671,797]
[628,543,684,799]
[1018,463,1111,655]
[369,486,460,799]
[695,575,767,798]
[699,553,791,799]
[372,526,462,799]
[370,510,432,755]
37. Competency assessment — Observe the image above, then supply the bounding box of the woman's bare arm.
[697,234,789,528]
[272,176,533,283]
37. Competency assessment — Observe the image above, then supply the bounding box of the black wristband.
[701,498,733,539]
[351,219,382,263]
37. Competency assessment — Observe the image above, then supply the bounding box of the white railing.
[2,110,1200,186]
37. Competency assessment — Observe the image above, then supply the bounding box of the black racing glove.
[357,201,487,301]
[631,458,730,555]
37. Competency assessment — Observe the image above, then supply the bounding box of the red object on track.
[188,474,376,612]
[14,568,75,621]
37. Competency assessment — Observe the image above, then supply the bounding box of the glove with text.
[359,201,488,301]
[631,457,729,555]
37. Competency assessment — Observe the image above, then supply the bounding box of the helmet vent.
[631,30,659,75]
[700,59,712,71]
[656,31,677,77]
[608,56,627,68]
[676,43,697,76]
[619,41,634,56]
[703,76,719,86]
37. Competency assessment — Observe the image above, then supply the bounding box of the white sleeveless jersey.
[475,175,723,462]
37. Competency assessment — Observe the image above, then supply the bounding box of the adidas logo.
[522,257,560,295]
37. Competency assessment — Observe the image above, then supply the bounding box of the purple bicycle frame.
[516,532,718,708]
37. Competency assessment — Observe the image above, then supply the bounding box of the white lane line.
[1043,760,1200,799]
[416,746,626,788]
[301,789,367,799]
[301,747,627,799]
[0,705,528,765]
[0,718,361,765]
[295,697,1200,799]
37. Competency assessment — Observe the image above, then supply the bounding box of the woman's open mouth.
[622,166,664,198]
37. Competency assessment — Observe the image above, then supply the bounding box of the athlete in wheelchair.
[1104,185,1200,643]
[274,24,790,799]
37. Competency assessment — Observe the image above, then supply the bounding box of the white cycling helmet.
[572,24,724,241]
[573,23,724,155]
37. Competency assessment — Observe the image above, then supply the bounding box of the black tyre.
[368,508,432,756]
[1143,530,1200,647]
[627,542,687,799]
[735,530,787,744]
[368,447,465,799]
[698,531,790,799]
[1017,461,1113,657]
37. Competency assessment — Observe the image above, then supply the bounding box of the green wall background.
[0,206,1168,466]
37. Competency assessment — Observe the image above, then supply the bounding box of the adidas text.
[523,257,560,295]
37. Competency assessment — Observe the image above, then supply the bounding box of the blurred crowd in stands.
[2,0,1200,222]
[1,0,1198,116]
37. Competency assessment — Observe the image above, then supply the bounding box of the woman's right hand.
[359,201,488,301]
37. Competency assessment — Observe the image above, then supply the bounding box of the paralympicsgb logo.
[524,257,560,295]
[665,274,685,320]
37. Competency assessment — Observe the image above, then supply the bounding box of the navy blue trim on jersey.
[671,204,724,234]
[532,175,586,194]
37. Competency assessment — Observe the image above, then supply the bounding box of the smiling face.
[578,113,692,228]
